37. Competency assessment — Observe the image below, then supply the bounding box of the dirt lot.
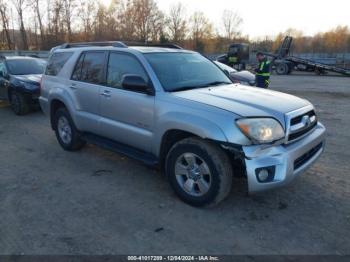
[0,73,349,255]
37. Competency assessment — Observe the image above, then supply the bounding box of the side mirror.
[121,74,154,95]
[0,71,4,78]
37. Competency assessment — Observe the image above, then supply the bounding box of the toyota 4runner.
[40,42,326,207]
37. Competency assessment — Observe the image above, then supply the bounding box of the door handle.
[101,90,111,97]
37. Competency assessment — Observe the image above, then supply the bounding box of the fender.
[47,87,79,128]
[153,112,228,156]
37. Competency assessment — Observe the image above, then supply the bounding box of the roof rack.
[58,41,182,50]
[61,41,127,48]
[125,42,183,49]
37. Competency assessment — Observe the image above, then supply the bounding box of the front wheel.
[10,91,30,115]
[53,107,86,151]
[166,137,233,207]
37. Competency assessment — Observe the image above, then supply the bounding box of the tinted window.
[71,54,84,81]
[145,53,231,92]
[79,52,105,84]
[107,53,148,89]
[46,52,72,76]
[7,59,46,75]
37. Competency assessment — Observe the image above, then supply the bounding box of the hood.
[13,74,42,84]
[172,84,310,123]
[230,71,256,82]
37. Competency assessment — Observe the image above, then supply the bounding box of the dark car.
[214,61,256,86]
[0,56,46,115]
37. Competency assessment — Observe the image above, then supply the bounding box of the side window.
[79,52,105,85]
[107,53,148,89]
[71,54,84,81]
[46,52,73,76]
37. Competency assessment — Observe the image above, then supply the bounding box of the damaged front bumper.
[223,122,326,193]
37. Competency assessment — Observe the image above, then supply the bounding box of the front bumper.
[242,122,326,193]
[39,96,49,116]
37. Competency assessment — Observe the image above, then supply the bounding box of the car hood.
[13,74,42,84]
[172,84,310,122]
[230,71,256,82]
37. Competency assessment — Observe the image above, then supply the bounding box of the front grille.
[290,110,316,125]
[288,110,317,142]
[294,142,323,170]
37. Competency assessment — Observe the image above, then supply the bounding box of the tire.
[276,63,288,75]
[10,91,30,115]
[165,137,233,207]
[53,107,86,151]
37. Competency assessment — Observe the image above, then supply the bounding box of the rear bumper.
[242,122,326,193]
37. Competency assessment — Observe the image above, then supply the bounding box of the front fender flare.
[154,112,228,156]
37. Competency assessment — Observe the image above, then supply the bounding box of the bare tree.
[222,9,242,40]
[63,0,75,41]
[12,0,29,49]
[167,2,187,42]
[130,0,164,42]
[0,0,13,49]
[32,0,45,48]
[189,11,213,51]
[78,0,96,41]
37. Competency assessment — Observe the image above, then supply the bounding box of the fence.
[0,50,50,59]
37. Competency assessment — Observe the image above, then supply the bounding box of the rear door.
[70,51,107,133]
[99,52,155,152]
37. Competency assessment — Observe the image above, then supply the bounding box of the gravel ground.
[0,73,349,255]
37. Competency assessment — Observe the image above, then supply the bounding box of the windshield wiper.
[171,81,232,92]
[204,81,232,86]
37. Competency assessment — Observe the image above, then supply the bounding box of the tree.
[63,0,75,41]
[189,11,213,52]
[129,0,164,42]
[222,9,242,40]
[12,0,29,49]
[0,0,13,49]
[32,0,44,49]
[167,2,187,42]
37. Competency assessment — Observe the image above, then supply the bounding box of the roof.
[51,41,193,54]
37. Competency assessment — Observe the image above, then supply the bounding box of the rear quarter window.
[46,52,73,76]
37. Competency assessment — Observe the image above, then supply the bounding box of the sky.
[153,0,350,38]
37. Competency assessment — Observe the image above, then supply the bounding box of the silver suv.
[40,42,326,207]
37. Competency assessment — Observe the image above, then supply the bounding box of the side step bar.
[82,133,159,167]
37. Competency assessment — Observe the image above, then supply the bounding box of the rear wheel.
[53,107,86,151]
[10,91,30,115]
[166,137,233,207]
[276,63,289,75]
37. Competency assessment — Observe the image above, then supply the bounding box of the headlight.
[236,118,285,144]
[20,81,39,90]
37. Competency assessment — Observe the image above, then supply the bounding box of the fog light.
[258,169,269,182]
[255,166,276,183]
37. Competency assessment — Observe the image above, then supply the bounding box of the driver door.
[98,52,155,153]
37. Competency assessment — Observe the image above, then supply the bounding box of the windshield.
[145,52,232,92]
[214,61,237,73]
[6,59,46,75]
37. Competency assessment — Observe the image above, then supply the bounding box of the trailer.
[262,36,350,76]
